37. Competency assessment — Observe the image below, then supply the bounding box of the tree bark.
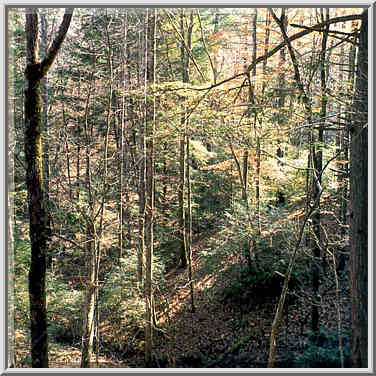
[24,8,73,368]
[349,9,368,368]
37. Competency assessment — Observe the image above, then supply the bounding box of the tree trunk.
[311,7,329,333]
[177,9,193,268]
[144,9,156,367]
[118,11,128,259]
[276,8,287,206]
[40,9,50,198]
[187,135,195,313]
[340,40,356,229]
[80,71,96,368]
[80,222,96,368]
[178,131,187,267]
[137,21,146,287]
[241,150,248,201]
[349,9,368,368]
[24,8,73,368]
[8,183,15,368]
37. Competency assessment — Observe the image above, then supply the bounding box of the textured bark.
[24,8,73,368]
[350,9,368,368]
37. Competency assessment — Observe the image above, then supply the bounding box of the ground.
[14,217,351,368]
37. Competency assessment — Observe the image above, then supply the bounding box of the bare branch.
[183,13,362,92]
[40,8,74,76]
[247,14,361,73]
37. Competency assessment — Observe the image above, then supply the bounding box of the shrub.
[46,275,83,345]
[100,250,165,328]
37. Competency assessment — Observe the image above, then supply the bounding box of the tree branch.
[40,8,74,76]
[182,13,362,93]
[246,13,361,73]
[163,9,206,83]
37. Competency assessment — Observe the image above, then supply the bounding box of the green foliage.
[100,251,165,328]
[14,236,82,344]
[156,238,181,272]
[294,328,351,368]
[192,168,231,231]
[14,239,31,273]
[14,190,28,218]
[46,275,83,344]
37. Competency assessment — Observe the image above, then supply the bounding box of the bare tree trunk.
[138,21,146,287]
[311,7,329,334]
[339,40,356,230]
[24,8,73,368]
[118,11,128,259]
[80,221,96,368]
[241,151,248,202]
[80,71,96,368]
[8,168,15,368]
[177,9,193,268]
[251,8,262,235]
[144,9,156,367]
[186,135,195,313]
[178,130,187,267]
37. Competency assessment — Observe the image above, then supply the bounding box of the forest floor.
[14,220,351,368]
[119,229,351,368]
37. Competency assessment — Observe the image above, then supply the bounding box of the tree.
[24,7,73,367]
[80,10,116,367]
[177,10,188,269]
[349,8,368,368]
[144,8,157,367]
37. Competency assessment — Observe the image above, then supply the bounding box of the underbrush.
[294,328,351,367]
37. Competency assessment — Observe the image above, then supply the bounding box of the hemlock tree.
[24,7,73,367]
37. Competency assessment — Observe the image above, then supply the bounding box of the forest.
[7,6,369,369]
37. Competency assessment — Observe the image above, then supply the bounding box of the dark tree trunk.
[24,8,73,368]
[349,9,368,368]
[25,58,49,369]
